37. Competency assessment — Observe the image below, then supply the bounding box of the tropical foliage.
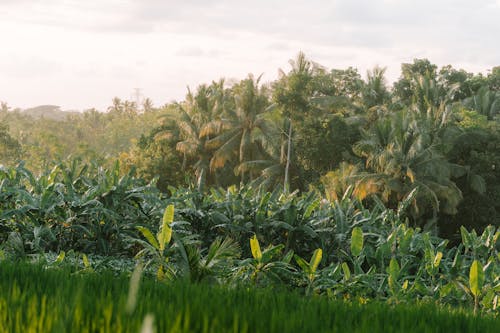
[0,163,499,315]
[1,56,500,329]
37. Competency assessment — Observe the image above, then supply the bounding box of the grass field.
[0,262,498,333]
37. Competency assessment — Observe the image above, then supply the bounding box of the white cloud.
[0,0,498,110]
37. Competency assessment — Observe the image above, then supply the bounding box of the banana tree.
[294,248,322,295]
[234,235,294,286]
[134,204,176,280]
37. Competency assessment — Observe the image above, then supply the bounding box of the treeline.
[0,99,159,171]
[1,54,499,235]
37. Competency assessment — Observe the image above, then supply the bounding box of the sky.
[0,0,499,111]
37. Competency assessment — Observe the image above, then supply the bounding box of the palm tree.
[351,110,463,221]
[362,66,390,109]
[108,97,123,114]
[204,75,274,184]
[273,52,315,192]
[463,86,500,120]
[156,82,225,191]
[142,98,155,113]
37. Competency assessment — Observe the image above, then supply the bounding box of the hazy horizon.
[1,0,499,111]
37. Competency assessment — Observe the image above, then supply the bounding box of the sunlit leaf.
[137,226,160,250]
[350,227,364,257]
[342,262,351,281]
[250,235,262,261]
[469,260,484,297]
[158,204,174,251]
[309,248,322,274]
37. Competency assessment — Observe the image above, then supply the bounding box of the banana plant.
[455,258,500,314]
[294,248,322,295]
[234,235,294,286]
[349,226,366,274]
[134,204,175,280]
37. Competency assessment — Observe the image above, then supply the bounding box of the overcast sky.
[1,0,499,111]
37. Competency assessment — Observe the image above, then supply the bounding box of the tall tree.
[158,82,226,191]
[273,52,316,192]
[362,66,390,109]
[351,111,464,223]
[205,75,274,184]
[393,58,438,105]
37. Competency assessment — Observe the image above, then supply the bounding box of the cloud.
[0,56,63,78]
[0,0,498,111]
[175,46,222,58]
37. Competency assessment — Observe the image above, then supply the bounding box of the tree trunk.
[284,119,292,193]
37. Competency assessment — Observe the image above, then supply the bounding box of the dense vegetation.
[0,162,498,316]
[3,263,498,333]
[1,56,499,236]
[1,55,500,330]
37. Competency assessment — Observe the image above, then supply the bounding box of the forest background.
[1,54,499,238]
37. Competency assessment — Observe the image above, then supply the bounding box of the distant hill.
[22,105,80,120]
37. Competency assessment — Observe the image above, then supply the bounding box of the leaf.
[469,260,484,297]
[402,280,409,291]
[82,254,90,269]
[55,251,65,264]
[137,226,160,250]
[433,251,443,268]
[350,227,364,257]
[162,204,175,225]
[250,235,262,261]
[460,226,472,251]
[397,187,418,217]
[294,255,310,274]
[309,248,322,274]
[389,258,400,281]
[342,262,351,281]
[303,199,319,219]
[282,250,294,264]
[388,276,397,293]
[158,205,174,251]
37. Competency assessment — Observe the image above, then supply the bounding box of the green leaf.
[433,251,443,268]
[55,251,65,264]
[309,248,322,274]
[48,165,59,185]
[469,260,484,297]
[397,188,418,217]
[303,199,319,219]
[162,204,175,225]
[402,280,409,291]
[294,255,310,274]
[350,227,364,257]
[389,258,400,281]
[137,226,160,250]
[158,204,174,251]
[342,262,351,281]
[282,250,294,264]
[82,254,90,269]
[250,235,262,261]
[461,226,472,251]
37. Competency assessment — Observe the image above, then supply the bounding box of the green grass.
[0,262,498,333]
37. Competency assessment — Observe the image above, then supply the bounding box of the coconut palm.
[204,75,275,184]
[273,52,316,192]
[362,66,390,109]
[156,82,226,191]
[352,110,463,221]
